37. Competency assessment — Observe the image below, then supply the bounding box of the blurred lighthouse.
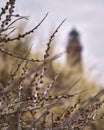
[66,28,82,72]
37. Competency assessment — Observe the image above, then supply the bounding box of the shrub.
[0,0,104,130]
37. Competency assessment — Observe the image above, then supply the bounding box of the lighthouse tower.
[66,28,82,72]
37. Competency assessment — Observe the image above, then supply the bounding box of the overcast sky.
[14,0,104,57]
[1,0,104,87]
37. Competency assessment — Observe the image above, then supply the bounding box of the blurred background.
[1,0,104,87]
